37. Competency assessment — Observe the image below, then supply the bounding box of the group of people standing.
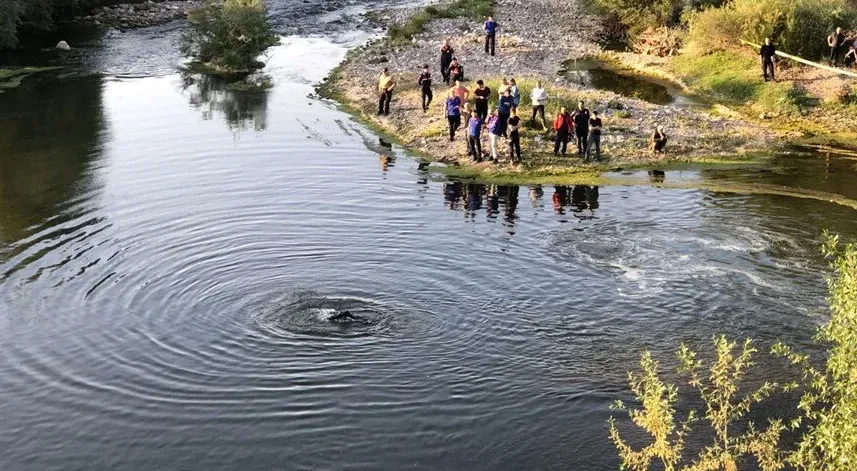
[443,77,523,163]
[550,101,603,162]
[828,27,857,67]
[375,15,671,163]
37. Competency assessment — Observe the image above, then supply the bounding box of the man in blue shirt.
[484,16,498,56]
[497,89,515,137]
[467,110,483,162]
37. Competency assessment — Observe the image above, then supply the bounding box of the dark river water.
[2,3,857,470]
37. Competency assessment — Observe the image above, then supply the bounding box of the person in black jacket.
[760,38,776,82]
[440,39,454,84]
[418,64,433,112]
[571,101,590,156]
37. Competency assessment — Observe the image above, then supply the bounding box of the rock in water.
[56,41,71,51]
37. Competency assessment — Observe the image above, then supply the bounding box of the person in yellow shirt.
[378,68,396,116]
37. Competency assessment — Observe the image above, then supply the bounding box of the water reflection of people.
[443,182,463,210]
[465,183,482,213]
[648,169,666,183]
[379,154,394,173]
[180,72,269,131]
[552,186,570,214]
[501,185,519,234]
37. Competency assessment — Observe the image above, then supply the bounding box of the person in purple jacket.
[484,16,498,56]
[467,110,484,162]
[486,109,502,161]
[445,91,462,141]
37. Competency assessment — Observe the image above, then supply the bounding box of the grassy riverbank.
[610,49,857,148]
[320,0,782,184]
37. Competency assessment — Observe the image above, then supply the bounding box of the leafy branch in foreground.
[771,233,857,471]
[611,337,785,471]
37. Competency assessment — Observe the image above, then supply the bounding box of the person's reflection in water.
[443,182,462,210]
[415,161,430,192]
[486,184,500,219]
[571,185,588,211]
[528,185,543,212]
[586,186,600,211]
[465,184,483,217]
[552,186,570,215]
[501,185,519,235]
[379,153,394,173]
[648,170,666,183]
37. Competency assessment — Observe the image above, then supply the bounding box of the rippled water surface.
[2,5,857,471]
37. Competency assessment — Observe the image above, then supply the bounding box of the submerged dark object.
[329,310,359,322]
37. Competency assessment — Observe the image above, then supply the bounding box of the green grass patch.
[388,0,494,45]
[669,51,815,115]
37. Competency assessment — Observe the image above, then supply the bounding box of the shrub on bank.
[592,0,684,36]
[181,0,279,73]
[685,0,857,60]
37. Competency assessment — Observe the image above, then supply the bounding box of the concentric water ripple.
[2,24,857,471]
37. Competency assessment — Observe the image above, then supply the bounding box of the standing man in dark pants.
[418,64,433,112]
[553,107,572,156]
[445,91,462,141]
[497,89,515,138]
[508,107,522,163]
[473,80,491,122]
[828,27,846,66]
[377,68,395,116]
[571,101,590,156]
[467,110,484,162]
[484,16,498,56]
[585,110,603,162]
[440,39,454,85]
[760,38,776,82]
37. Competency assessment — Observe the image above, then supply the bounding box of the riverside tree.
[181,0,279,74]
[610,234,857,471]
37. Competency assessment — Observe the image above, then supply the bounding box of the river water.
[2,2,857,470]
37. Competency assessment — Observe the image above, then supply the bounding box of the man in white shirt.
[530,81,548,130]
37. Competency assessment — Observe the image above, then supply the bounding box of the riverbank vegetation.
[594,0,857,145]
[181,0,278,75]
[610,236,857,470]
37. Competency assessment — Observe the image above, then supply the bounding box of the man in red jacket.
[553,107,573,155]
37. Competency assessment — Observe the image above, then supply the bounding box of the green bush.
[181,0,279,73]
[592,0,685,36]
[685,0,857,60]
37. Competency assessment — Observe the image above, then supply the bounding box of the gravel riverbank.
[323,0,781,176]
[73,0,200,30]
